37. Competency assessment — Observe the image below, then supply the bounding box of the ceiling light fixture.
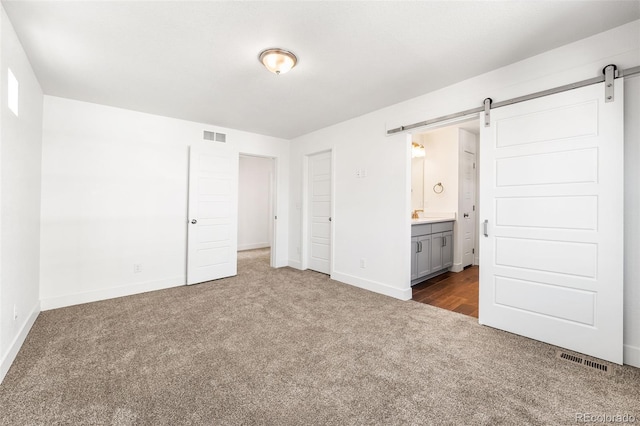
[259,48,297,75]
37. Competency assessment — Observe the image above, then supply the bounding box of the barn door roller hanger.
[388,64,637,134]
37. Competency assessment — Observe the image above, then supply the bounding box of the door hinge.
[472,248,475,254]
[604,64,617,103]
[275,216,277,220]
[473,205,475,211]
[483,98,492,127]
[473,162,476,169]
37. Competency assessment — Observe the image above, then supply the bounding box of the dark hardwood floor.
[412,266,479,318]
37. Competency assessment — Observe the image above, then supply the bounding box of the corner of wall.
[0,4,44,384]
[288,259,303,270]
[623,344,640,368]
[0,302,40,384]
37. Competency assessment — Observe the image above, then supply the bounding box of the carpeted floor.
[1,248,638,425]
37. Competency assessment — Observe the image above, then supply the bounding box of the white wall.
[288,20,640,366]
[238,155,273,251]
[422,128,459,215]
[410,157,424,212]
[289,124,411,300]
[0,7,43,382]
[40,96,289,310]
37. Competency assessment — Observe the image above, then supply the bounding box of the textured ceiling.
[3,1,639,139]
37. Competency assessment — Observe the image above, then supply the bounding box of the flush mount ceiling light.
[259,48,297,75]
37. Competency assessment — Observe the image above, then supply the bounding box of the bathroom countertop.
[411,216,455,225]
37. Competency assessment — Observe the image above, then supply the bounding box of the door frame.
[408,115,481,283]
[238,152,278,268]
[301,149,335,274]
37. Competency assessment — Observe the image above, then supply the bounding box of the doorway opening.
[409,119,480,318]
[238,154,277,268]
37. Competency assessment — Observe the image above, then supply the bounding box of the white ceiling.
[3,1,639,139]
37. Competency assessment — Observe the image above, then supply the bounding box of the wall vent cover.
[204,131,226,142]
[556,350,611,374]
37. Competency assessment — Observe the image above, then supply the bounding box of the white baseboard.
[40,276,185,311]
[288,259,303,270]
[331,270,412,301]
[1,302,40,384]
[451,263,464,273]
[238,243,270,251]
[624,344,640,368]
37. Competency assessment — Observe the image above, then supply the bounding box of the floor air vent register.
[556,351,611,374]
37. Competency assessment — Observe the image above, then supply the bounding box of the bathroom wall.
[421,128,459,215]
[411,156,424,212]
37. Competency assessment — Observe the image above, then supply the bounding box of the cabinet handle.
[417,241,422,253]
[442,237,446,247]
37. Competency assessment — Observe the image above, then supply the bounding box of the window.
[8,68,18,116]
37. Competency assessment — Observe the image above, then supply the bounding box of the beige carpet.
[1,248,638,425]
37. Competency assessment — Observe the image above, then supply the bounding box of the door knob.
[463,213,469,218]
[191,219,197,224]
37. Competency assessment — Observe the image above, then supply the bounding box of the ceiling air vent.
[203,130,227,142]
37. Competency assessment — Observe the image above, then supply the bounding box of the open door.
[479,80,624,363]
[187,144,239,285]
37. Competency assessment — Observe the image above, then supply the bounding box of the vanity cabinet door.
[442,231,453,268]
[430,232,444,273]
[411,237,419,280]
[411,221,454,285]
[416,235,431,278]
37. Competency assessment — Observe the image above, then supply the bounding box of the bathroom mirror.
[411,155,424,212]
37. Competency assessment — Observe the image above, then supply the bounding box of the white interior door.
[269,167,276,266]
[479,81,624,363]
[461,146,477,268]
[187,144,238,285]
[308,151,332,274]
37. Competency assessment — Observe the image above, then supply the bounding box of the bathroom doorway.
[410,119,480,317]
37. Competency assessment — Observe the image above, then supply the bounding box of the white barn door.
[187,144,239,285]
[479,81,624,363]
